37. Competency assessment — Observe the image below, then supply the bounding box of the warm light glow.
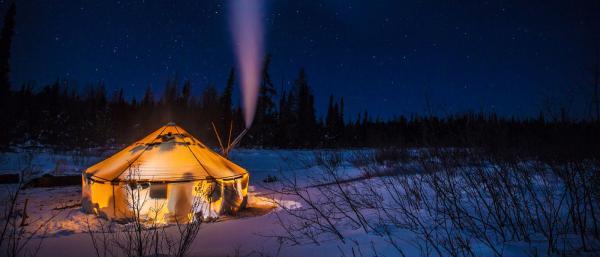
[82,123,250,222]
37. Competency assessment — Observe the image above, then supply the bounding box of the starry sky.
[3,0,600,119]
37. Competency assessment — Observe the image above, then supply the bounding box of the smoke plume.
[229,0,264,128]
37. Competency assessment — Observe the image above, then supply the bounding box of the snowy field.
[0,147,360,184]
[1,148,598,257]
[0,147,105,177]
[0,149,370,257]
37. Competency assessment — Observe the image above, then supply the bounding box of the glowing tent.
[81,122,249,222]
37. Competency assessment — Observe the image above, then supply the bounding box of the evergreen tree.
[325,94,337,145]
[251,54,277,145]
[201,85,219,112]
[0,2,15,148]
[326,95,335,129]
[161,77,178,122]
[324,95,347,146]
[338,97,345,145]
[110,88,131,143]
[219,68,234,132]
[200,84,220,144]
[257,54,277,118]
[177,80,192,127]
[180,80,191,107]
[0,2,15,95]
[339,97,345,127]
[291,69,317,146]
[88,82,112,146]
[139,85,157,131]
[142,85,155,107]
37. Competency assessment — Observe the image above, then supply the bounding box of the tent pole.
[211,122,226,155]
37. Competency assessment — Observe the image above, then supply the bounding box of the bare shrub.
[265,151,383,246]
[348,150,379,178]
[268,148,600,256]
[373,147,411,166]
[349,147,412,178]
[0,152,59,257]
[85,165,211,257]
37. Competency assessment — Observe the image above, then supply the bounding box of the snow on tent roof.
[84,122,248,182]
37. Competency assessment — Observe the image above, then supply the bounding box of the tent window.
[150,184,167,199]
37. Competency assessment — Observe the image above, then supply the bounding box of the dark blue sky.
[3,0,599,119]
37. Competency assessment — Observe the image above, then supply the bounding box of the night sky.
[3,0,599,119]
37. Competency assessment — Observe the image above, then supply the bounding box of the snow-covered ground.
[0,148,362,184]
[0,148,371,257]
[0,147,107,177]
[1,148,597,257]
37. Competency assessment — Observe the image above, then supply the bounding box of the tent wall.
[82,173,249,222]
[82,176,131,219]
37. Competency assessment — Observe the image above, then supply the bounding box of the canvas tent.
[82,122,249,222]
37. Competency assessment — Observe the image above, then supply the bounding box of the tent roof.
[84,122,247,182]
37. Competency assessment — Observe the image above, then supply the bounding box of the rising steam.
[229,0,264,128]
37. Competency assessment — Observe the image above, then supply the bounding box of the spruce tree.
[178,80,192,127]
[142,85,154,107]
[338,97,345,146]
[0,2,15,148]
[219,68,234,132]
[200,84,219,144]
[252,54,277,145]
[276,89,292,147]
[180,80,192,107]
[291,69,317,146]
[0,2,15,95]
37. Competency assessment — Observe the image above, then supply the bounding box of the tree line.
[0,56,353,150]
[1,56,598,160]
